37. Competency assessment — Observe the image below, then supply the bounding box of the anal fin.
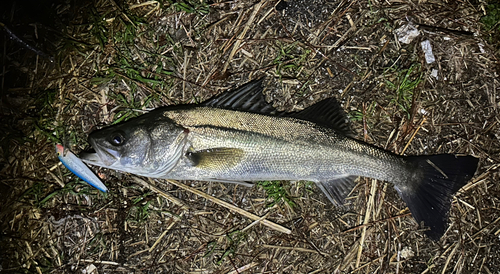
[315,176,358,206]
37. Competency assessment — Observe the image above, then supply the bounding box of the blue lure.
[56,144,108,192]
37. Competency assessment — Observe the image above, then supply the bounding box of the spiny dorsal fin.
[186,147,245,170]
[202,78,278,115]
[286,98,353,136]
[204,78,352,135]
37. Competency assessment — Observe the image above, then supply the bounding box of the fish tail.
[395,154,478,240]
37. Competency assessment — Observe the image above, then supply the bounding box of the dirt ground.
[1,0,499,273]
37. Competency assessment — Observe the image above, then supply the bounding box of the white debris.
[421,40,435,63]
[431,69,439,79]
[395,23,420,44]
[478,43,486,53]
[419,108,430,116]
[83,264,97,274]
[400,246,415,259]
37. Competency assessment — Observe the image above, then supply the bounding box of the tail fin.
[395,155,478,240]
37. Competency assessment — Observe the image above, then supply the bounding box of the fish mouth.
[80,139,120,168]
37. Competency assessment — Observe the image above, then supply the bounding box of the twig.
[226,262,259,274]
[131,176,188,210]
[0,21,54,62]
[356,179,377,268]
[261,244,328,256]
[401,117,427,155]
[79,259,122,265]
[149,211,185,253]
[165,179,291,234]
[222,0,266,74]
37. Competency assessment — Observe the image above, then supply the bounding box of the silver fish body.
[81,79,478,240]
[158,107,410,184]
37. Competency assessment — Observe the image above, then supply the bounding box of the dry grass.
[1,0,499,273]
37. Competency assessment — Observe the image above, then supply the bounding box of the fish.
[56,144,108,192]
[80,78,478,240]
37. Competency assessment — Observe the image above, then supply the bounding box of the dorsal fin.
[203,78,352,135]
[286,98,353,136]
[202,78,278,115]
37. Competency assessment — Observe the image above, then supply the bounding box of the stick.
[343,213,411,233]
[222,0,265,74]
[401,117,427,155]
[261,244,328,256]
[356,179,377,267]
[131,176,188,210]
[165,179,291,234]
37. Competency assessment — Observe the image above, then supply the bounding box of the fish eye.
[110,131,126,146]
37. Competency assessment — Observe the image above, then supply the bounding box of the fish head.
[81,112,188,177]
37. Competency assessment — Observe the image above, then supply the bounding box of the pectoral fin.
[186,148,245,170]
[315,176,358,206]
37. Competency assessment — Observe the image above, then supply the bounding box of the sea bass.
[80,78,478,240]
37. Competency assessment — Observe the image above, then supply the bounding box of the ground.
[1,0,499,273]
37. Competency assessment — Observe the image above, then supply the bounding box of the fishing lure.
[56,144,108,192]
